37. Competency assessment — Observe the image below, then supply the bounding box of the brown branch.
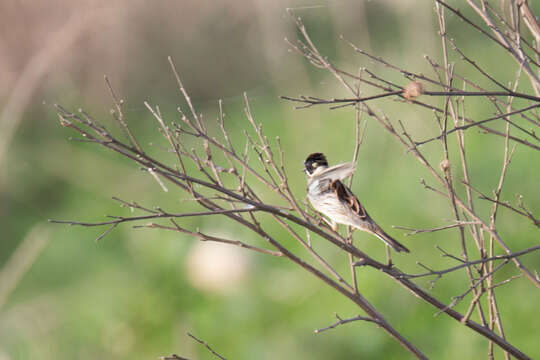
[393,221,480,236]
[187,332,227,360]
[280,90,403,108]
[437,259,510,315]
[437,0,540,93]
[465,0,540,94]
[49,207,260,228]
[161,355,190,360]
[479,194,540,228]
[415,103,540,146]
[314,313,380,334]
[105,76,144,154]
[519,0,540,43]
[281,90,540,107]
[280,93,540,148]
[143,220,283,257]
[402,245,540,280]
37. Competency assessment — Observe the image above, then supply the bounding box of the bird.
[304,152,409,253]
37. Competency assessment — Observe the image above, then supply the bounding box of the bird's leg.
[385,245,393,267]
[320,216,338,232]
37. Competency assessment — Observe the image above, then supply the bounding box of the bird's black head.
[304,153,328,175]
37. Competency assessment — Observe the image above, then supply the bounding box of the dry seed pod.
[439,159,451,172]
[403,81,424,100]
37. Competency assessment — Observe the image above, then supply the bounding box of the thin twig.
[402,245,540,279]
[314,313,380,334]
[187,332,227,360]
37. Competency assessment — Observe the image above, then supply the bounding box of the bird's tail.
[371,226,410,253]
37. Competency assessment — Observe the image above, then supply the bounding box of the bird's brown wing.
[330,179,410,253]
[330,179,368,219]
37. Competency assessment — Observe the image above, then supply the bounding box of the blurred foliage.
[1,1,539,359]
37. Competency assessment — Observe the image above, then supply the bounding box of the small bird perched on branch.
[304,153,409,253]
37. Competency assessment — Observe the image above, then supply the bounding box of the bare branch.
[403,245,540,279]
[393,221,480,236]
[187,332,227,360]
[314,313,380,334]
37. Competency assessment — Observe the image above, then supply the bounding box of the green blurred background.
[1,1,539,359]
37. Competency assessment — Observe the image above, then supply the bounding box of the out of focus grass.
[1,1,539,359]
